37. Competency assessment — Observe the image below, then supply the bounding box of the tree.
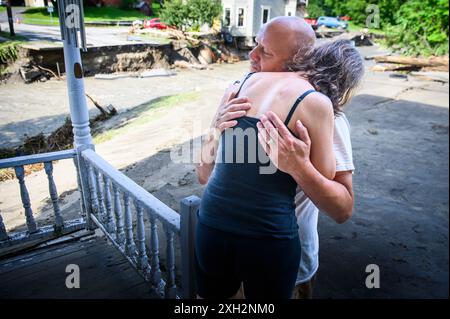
[386,0,449,56]
[319,0,449,55]
[323,0,407,27]
[187,0,222,29]
[160,0,221,30]
[306,0,325,18]
[159,0,188,29]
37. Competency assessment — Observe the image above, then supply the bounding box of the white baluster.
[164,224,177,298]
[94,168,107,225]
[87,163,100,216]
[123,192,136,257]
[134,200,150,275]
[0,212,8,241]
[14,166,37,233]
[72,157,87,218]
[112,183,125,246]
[44,162,63,232]
[149,213,162,287]
[103,176,116,235]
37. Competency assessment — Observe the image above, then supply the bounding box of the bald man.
[197,17,355,299]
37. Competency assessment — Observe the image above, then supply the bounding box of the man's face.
[249,23,296,72]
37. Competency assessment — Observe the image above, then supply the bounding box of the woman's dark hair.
[287,39,364,114]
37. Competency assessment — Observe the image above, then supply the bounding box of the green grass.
[0,39,25,75]
[347,21,386,36]
[0,31,28,41]
[22,4,161,26]
[93,92,200,144]
[0,6,5,12]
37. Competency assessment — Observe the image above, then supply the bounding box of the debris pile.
[336,31,375,46]
[129,26,241,70]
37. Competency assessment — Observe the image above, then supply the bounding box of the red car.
[338,16,351,21]
[305,18,318,30]
[144,18,168,30]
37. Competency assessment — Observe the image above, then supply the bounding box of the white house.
[24,0,46,6]
[221,0,308,47]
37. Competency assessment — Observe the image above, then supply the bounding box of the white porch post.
[58,0,95,230]
[58,0,91,149]
[62,41,92,148]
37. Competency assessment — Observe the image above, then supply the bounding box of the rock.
[19,66,44,83]
[140,68,176,78]
[197,45,216,65]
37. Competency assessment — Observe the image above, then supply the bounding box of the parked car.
[144,18,169,30]
[305,18,318,30]
[316,16,348,29]
[338,15,351,21]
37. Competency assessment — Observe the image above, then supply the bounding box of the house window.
[261,7,270,25]
[237,8,245,27]
[224,8,231,26]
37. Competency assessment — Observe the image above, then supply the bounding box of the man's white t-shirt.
[295,113,355,284]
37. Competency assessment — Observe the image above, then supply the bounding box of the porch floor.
[0,234,160,299]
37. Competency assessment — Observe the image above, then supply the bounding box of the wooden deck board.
[0,236,160,299]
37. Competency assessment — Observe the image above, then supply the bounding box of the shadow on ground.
[4,93,449,299]
[0,95,176,149]
[314,94,449,299]
[114,93,449,299]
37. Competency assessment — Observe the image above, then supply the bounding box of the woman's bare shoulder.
[301,91,334,120]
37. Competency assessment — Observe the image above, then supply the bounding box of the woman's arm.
[196,134,219,185]
[296,93,336,180]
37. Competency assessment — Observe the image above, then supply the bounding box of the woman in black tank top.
[195,40,364,299]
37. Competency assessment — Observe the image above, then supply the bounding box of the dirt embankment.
[4,33,245,84]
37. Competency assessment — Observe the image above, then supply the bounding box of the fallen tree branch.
[85,93,117,118]
[371,64,421,72]
[373,56,449,69]
[37,65,61,80]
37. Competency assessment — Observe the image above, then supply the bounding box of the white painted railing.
[0,150,87,254]
[81,149,200,299]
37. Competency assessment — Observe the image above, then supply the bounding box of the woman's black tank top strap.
[235,72,256,98]
[284,89,316,126]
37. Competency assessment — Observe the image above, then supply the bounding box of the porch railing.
[0,149,87,254]
[81,149,200,299]
[0,147,201,298]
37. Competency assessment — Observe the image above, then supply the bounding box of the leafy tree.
[319,0,448,55]
[323,0,406,27]
[306,0,325,18]
[386,0,449,56]
[160,0,221,30]
[187,0,222,29]
[159,0,188,28]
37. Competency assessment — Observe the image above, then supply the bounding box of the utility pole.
[6,0,15,37]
